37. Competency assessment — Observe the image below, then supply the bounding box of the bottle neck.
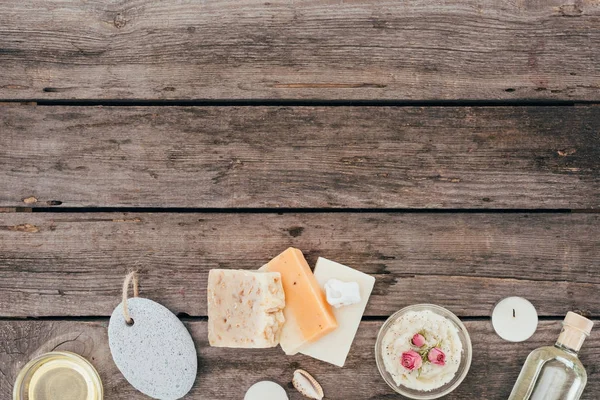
[555,325,587,354]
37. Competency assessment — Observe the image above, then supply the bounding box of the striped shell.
[292,369,324,400]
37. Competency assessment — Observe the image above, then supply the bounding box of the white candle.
[492,297,538,342]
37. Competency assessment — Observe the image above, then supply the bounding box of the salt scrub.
[381,309,463,392]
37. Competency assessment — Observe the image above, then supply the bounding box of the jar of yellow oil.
[13,351,103,400]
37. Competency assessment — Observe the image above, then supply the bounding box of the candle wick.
[513,309,516,318]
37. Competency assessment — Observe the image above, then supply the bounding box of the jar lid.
[564,311,594,336]
[13,351,103,400]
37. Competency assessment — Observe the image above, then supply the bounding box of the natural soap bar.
[261,248,338,355]
[207,269,285,348]
[300,257,375,367]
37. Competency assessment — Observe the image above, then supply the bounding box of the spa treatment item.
[381,309,461,389]
[244,381,288,400]
[13,351,103,400]
[207,269,285,348]
[292,369,324,400]
[509,312,594,400]
[492,297,538,342]
[324,278,361,308]
[260,248,338,355]
[108,272,197,400]
[300,257,375,367]
[376,304,472,399]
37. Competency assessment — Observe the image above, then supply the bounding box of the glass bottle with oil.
[508,312,593,400]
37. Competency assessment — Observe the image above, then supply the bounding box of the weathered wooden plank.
[0,0,599,100]
[2,106,599,209]
[1,320,598,399]
[1,212,598,318]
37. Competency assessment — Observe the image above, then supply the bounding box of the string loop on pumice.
[122,270,139,325]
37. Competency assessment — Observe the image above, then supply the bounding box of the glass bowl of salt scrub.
[13,351,103,400]
[375,304,472,399]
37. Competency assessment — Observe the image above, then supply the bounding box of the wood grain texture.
[0,0,599,100]
[2,106,599,209]
[1,212,599,318]
[1,319,599,399]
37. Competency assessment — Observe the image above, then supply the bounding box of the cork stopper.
[556,312,594,352]
[564,311,594,335]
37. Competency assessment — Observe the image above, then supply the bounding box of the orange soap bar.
[262,247,338,355]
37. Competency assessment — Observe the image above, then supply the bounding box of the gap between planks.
[1,100,599,107]
[0,207,580,214]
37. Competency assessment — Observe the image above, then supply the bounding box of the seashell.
[292,369,324,400]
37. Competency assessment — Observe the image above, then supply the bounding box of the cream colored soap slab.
[299,257,375,367]
[208,269,285,348]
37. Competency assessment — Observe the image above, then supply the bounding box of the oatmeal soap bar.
[207,269,285,348]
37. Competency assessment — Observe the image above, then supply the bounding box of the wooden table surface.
[1,1,599,399]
